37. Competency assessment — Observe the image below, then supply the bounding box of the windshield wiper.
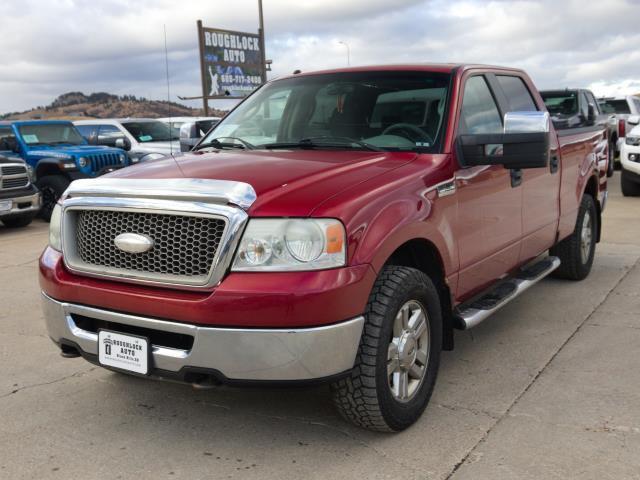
[192,137,255,151]
[262,136,384,152]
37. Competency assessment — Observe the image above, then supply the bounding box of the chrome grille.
[1,165,26,176]
[75,210,226,278]
[88,153,122,173]
[2,177,29,189]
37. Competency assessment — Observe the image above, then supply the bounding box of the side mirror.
[628,115,640,126]
[457,111,550,169]
[587,103,597,126]
[179,122,199,152]
[115,138,131,151]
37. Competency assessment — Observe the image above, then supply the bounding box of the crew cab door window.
[496,75,537,111]
[75,125,96,142]
[97,125,126,147]
[459,76,503,134]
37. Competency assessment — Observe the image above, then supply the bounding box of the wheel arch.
[35,158,70,180]
[583,173,602,243]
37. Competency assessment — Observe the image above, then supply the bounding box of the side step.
[453,256,560,330]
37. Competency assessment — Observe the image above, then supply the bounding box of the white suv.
[74,119,180,163]
[620,115,640,196]
[598,96,640,160]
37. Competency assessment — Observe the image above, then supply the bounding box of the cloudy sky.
[2,0,640,114]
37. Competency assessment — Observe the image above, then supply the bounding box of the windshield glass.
[18,123,86,146]
[599,100,631,114]
[122,121,178,142]
[201,71,451,152]
[541,92,578,116]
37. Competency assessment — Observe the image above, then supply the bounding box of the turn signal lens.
[325,223,344,254]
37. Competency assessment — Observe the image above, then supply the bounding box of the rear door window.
[496,75,538,112]
[459,76,503,134]
[97,125,127,147]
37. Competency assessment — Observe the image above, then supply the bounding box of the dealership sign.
[199,25,265,98]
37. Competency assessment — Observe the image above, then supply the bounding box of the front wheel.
[606,142,615,177]
[621,169,640,197]
[36,175,70,222]
[331,266,442,432]
[550,194,597,280]
[2,215,33,228]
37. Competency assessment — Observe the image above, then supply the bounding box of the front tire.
[331,266,442,432]
[1,215,33,228]
[36,175,70,222]
[621,169,640,197]
[550,194,597,280]
[607,142,615,177]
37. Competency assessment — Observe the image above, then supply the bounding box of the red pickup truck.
[40,64,608,432]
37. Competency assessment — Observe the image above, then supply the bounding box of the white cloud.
[2,0,639,113]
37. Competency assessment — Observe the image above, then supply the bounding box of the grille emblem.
[114,233,154,254]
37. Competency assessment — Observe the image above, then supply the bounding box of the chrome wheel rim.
[580,210,593,264]
[387,300,430,403]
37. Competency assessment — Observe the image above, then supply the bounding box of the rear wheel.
[331,266,442,432]
[621,169,640,197]
[2,215,33,228]
[37,175,70,222]
[550,194,597,280]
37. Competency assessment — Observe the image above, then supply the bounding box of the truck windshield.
[122,121,178,143]
[599,100,631,114]
[18,124,86,146]
[541,92,578,116]
[201,71,451,152]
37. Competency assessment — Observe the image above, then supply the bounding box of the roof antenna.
[163,24,173,156]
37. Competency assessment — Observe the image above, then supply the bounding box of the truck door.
[454,74,523,299]
[494,74,561,262]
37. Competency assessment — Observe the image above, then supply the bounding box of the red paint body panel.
[39,63,607,327]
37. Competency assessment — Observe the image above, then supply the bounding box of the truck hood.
[26,145,122,159]
[110,149,417,216]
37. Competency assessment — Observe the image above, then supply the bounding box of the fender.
[34,158,88,181]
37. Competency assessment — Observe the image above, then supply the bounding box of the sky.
[2,0,640,114]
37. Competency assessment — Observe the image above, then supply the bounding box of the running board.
[453,256,561,330]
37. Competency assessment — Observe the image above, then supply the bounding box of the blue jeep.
[0,120,129,220]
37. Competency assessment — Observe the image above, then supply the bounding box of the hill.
[1,92,227,120]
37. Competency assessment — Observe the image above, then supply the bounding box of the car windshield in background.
[541,92,578,116]
[122,121,178,142]
[201,71,451,152]
[18,124,85,146]
[599,100,631,114]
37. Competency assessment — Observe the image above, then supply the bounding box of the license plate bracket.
[98,329,150,375]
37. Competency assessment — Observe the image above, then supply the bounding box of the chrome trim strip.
[454,256,560,330]
[42,293,364,381]
[61,198,248,290]
[64,178,257,210]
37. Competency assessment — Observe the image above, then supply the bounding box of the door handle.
[550,155,559,174]
[510,168,522,188]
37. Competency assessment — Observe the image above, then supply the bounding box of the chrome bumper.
[41,293,364,381]
[0,191,40,217]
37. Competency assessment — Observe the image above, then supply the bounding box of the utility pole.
[338,41,350,66]
[258,0,267,83]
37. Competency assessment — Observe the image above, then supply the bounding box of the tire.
[2,215,33,228]
[550,194,597,281]
[36,175,70,222]
[621,169,640,197]
[607,142,615,178]
[331,266,442,432]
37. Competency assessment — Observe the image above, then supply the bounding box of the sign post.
[196,20,209,115]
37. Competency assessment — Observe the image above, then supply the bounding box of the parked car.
[598,95,640,162]
[157,116,220,140]
[620,120,640,196]
[176,119,222,152]
[0,156,40,228]
[74,118,180,162]
[41,64,607,432]
[541,88,615,176]
[0,120,128,220]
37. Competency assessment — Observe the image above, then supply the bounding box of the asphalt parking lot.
[1,172,639,480]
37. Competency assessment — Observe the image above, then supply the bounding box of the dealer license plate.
[0,200,12,212]
[98,330,149,375]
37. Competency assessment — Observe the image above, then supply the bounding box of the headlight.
[119,153,127,163]
[26,165,35,182]
[78,157,88,168]
[626,136,640,146]
[232,218,346,271]
[49,204,62,251]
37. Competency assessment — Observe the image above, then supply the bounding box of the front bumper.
[42,292,364,382]
[621,143,640,175]
[0,190,41,218]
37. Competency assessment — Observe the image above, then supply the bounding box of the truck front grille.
[2,177,29,189]
[72,209,227,283]
[1,165,26,176]
[88,153,122,173]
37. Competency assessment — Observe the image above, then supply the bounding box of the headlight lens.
[49,204,62,251]
[626,136,640,146]
[232,218,346,271]
[78,157,88,168]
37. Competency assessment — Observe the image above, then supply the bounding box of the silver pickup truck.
[0,156,40,228]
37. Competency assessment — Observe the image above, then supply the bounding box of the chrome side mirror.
[504,111,550,134]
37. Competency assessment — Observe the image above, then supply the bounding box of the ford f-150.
[40,64,608,432]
